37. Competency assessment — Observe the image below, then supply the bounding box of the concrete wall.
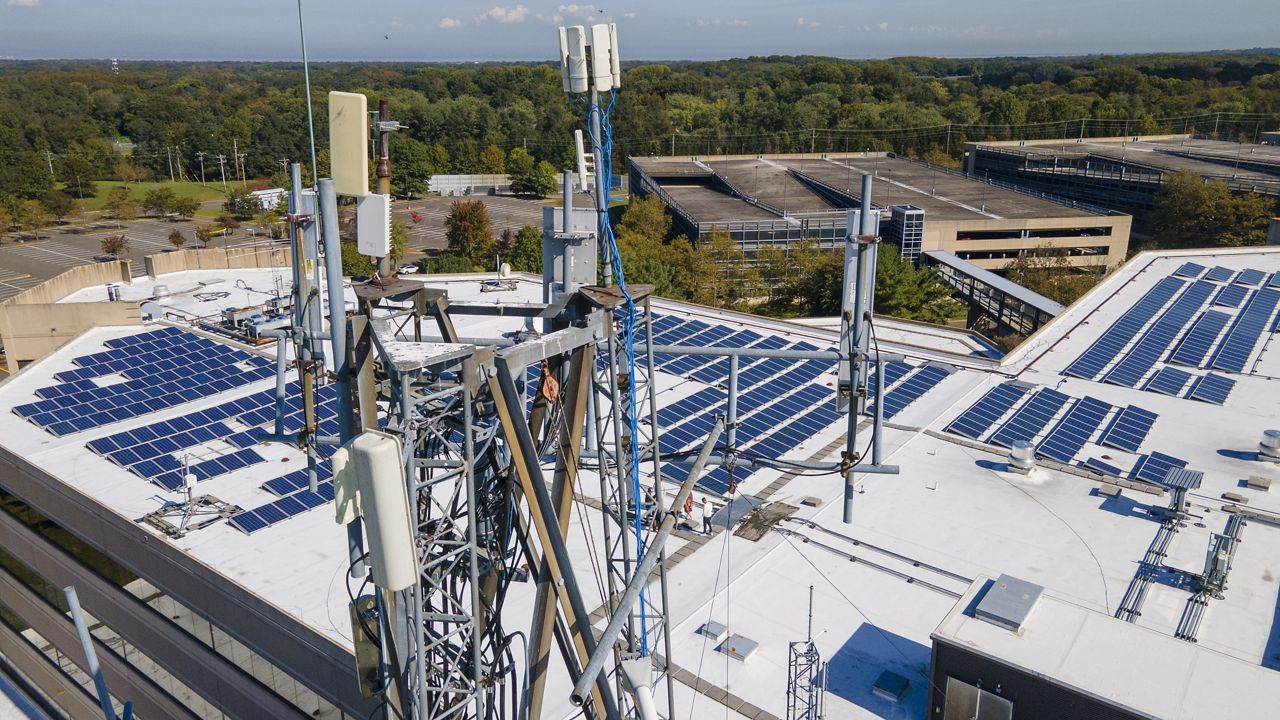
[0,260,131,307]
[0,260,138,373]
[145,246,290,276]
[0,302,141,373]
[1269,217,1280,246]
[925,214,1132,270]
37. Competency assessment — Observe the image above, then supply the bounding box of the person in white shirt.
[701,497,715,534]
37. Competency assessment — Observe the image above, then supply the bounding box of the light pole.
[196,151,207,184]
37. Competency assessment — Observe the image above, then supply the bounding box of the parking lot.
[0,218,278,301]
[0,193,570,301]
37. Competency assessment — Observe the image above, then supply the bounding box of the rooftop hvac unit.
[1260,429,1280,460]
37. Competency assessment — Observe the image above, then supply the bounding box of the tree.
[507,225,542,273]
[507,148,537,194]
[100,234,129,258]
[168,229,187,250]
[194,225,216,247]
[104,186,133,219]
[1003,247,1101,306]
[872,249,959,323]
[391,136,433,198]
[0,202,13,236]
[478,144,506,174]
[419,254,480,274]
[40,189,75,222]
[1150,170,1274,249]
[223,188,258,220]
[216,214,241,236]
[15,199,51,240]
[530,161,560,197]
[257,209,284,239]
[445,200,494,268]
[341,241,376,276]
[170,196,200,220]
[142,188,178,216]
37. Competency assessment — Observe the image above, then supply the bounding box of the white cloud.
[728,19,749,28]
[623,12,636,20]
[8,0,41,6]
[878,21,889,30]
[796,17,804,26]
[438,17,463,29]
[479,5,529,23]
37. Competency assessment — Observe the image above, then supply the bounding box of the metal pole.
[63,586,116,720]
[297,0,318,188]
[873,355,885,465]
[726,353,739,463]
[571,419,726,706]
[463,367,484,718]
[562,171,574,295]
[376,99,393,278]
[317,178,364,578]
[590,87,610,286]
[844,175,875,524]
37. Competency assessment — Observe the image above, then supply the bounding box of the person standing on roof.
[701,496,715,535]
[683,493,694,529]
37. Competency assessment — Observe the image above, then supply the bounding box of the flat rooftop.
[5,251,1280,718]
[632,153,1106,225]
[980,136,1280,187]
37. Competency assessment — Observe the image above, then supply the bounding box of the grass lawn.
[74,180,229,211]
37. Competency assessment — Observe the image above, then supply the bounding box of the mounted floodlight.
[561,26,588,94]
[329,91,369,197]
[589,24,614,92]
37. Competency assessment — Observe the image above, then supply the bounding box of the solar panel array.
[1098,405,1158,453]
[1084,457,1124,477]
[1101,281,1215,387]
[990,388,1070,448]
[1187,372,1235,405]
[1131,451,1187,484]
[1205,287,1280,372]
[1173,262,1206,279]
[1064,277,1184,380]
[14,328,274,437]
[1167,310,1230,367]
[647,314,952,494]
[1037,396,1113,464]
[1204,266,1234,283]
[1213,284,1248,309]
[1144,366,1191,396]
[945,383,1029,439]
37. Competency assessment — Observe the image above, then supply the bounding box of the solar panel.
[1268,273,1280,290]
[1144,367,1191,396]
[866,361,914,400]
[1037,396,1113,464]
[1204,266,1234,283]
[1131,451,1187,484]
[1173,262,1206,279]
[1187,372,1235,405]
[945,383,1030,440]
[1063,277,1184,380]
[1098,405,1157,453]
[1235,268,1266,286]
[990,388,1070,448]
[1207,287,1280,373]
[1084,457,1123,477]
[1213,284,1249,308]
[1161,466,1203,490]
[229,484,334,534]
[1167,310,1230,367]
[877,365,951,419]
[1101,280,1215,387]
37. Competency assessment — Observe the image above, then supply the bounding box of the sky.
[1,0,1278,62]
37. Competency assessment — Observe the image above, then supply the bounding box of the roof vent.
[717,633,759,662]
[872,670,909,702]
[1259,429,1280,460]
[1007,441,1035,474]
[975,574,1043,632]
[153,284,170,298]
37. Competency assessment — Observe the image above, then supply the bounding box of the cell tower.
[110,58,119,75]
[786,586,827,720]
[272,20,897,720]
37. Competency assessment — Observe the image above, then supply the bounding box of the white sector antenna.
[589,24,613,92]
[564,26,588,94]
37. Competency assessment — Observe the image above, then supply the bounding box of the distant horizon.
[2,0,1278,64]
[2,47,1279,66]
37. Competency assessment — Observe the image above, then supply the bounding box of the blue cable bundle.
[588,90,652,654]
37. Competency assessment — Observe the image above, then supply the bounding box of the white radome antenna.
[499,262,512,279]
[558,23,622,95]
